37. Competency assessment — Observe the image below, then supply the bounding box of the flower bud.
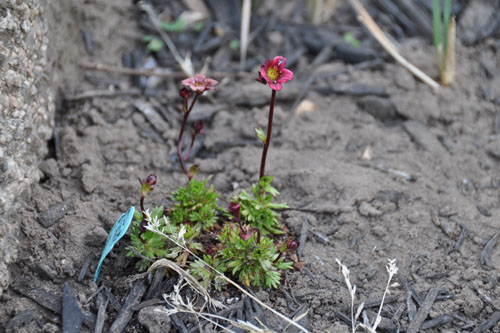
[205,245,216,257]
[239,226,252,241]
[228,202,241,223]
[192,120,205,135]
[287,240,299,251]
[139,173,157,197]
[179,87,192,99]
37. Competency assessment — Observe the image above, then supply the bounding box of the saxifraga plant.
[128,66,300,289]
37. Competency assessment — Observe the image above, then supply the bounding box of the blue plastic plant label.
[93,206,135,283]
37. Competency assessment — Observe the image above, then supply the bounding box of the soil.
[2,0,500,332]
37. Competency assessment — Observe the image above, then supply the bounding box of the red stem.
[177,94,199,177]
[138,195,147,243]
[251,227,261,244]
[259,89,277,180]
[140,196,146,219]
[183,132,196,161]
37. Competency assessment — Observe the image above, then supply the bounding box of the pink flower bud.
[228,202,241,223]
[288,240,299,251]
[179,87,192,99]
[192,120,205,135]
[139,173,157,197]
[239,226,252,241]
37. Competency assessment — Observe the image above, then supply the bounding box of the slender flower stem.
[259,89,277,180]
[140,196,146,220]
[183,132,196,161]
[252,227,261,244]
[138,196,147,243]
[273,251,283,264]
[177,94,199,177]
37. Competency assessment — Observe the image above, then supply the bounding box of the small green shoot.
[161,18,187,32]
[237,176,288,235]
[343,32,361,47]
[219,224,292,288]
[189,254,227,291]
[229,39,240,50]
[128,206,171,270]
[432,0,455,85]
[170,178,225,231]
[143,35,165,52]
[254,127,267,143]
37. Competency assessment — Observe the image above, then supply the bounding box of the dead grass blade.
[240,0,251,71]
[348,0,440,91]
[138,1,194,76]
[441,17,455,86]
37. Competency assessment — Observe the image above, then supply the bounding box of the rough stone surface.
[0,0,79,296]
[37,200,72,228]
[138,306,172,333]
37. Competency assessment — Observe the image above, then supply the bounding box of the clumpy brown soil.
[2,0,500,332]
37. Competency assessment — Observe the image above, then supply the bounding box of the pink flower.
[181,74,218,92]
[259,56,294,91]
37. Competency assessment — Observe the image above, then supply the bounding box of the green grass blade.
[432,0,442,54]
[443,0,452,54]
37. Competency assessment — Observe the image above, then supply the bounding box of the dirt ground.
[1,0,500,332]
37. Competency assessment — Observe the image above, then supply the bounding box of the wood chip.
[94,292,108,333]
[62,283,84,333]
[10,278,96,328]
[109,282,146,333]
[472,311,500,333]
[78,253,94,282]
[480,231,500,269]
[297,220,309,259]
[421,314,453,330]
[406,287,441,333]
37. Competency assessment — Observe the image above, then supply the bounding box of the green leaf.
[254,127,267,143]
[142,35,154,42]
[161,18,186,32]
[267,202,288,210]
[194,21,204,32]
[134,208,143,222]
[151,206,164,219]
[343,32,361,47]
[147,38,164,52]
[229,39,239,50]
[442,0,452,54]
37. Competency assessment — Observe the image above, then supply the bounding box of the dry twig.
[348,0,440,91]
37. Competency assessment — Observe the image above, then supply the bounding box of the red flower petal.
[274,56,287,68]
[279,68,294,82]
[269,82,282,91]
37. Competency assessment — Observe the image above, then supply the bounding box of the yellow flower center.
[267,66,279,81]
